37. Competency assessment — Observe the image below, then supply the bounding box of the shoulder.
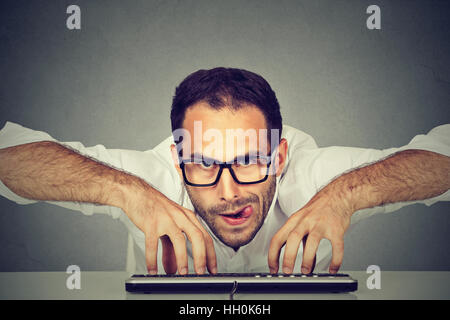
[280,124,318,178]
[282,124,318,151]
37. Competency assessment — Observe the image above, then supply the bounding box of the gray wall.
[0,0,449,271]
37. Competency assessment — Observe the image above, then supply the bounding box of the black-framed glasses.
[179,151,276,187]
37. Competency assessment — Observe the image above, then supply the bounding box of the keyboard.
[125,273,358,294]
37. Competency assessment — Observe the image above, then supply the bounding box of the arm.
[338,149,449,213]
[270,124,450,274]
[0,123,217,275]
[0,141,136,207]
[270,149,449,275]
[0,121,141,216]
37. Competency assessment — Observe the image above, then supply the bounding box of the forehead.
[180,102,270,160]
[182,102,267,131]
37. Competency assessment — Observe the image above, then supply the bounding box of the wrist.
[323,177,356,218]
[106,171,154,213]
[330,167,381,215]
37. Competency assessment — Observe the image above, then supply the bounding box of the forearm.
[327,149,450,213]
[0,141,152,210]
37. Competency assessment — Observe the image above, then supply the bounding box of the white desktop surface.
[0,271,449,300]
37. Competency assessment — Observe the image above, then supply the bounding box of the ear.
[170,144,183,180]
[274,138,288,177]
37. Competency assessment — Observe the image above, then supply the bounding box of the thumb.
[161,235,177,274]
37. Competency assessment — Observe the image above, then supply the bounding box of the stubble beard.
[185,175,277,250]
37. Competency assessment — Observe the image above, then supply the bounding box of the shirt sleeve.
[278,124,450,225]
[0,121,182,219]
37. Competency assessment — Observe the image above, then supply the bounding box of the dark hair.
[170,67,283,139]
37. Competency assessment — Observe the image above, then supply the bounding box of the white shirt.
[0,121,449,274]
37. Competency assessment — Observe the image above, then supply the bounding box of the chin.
[212,215,265,249]
[218,231,255,249]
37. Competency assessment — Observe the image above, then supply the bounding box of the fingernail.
[197,266,205,275]
[301,267,310,274]
[283,267,292,274]
[180,267,188,275]
[211,266,218,274]
[148,269,157,275]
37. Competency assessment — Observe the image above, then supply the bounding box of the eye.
[200,160,214,169]
[240,160,253,166]
[236,156,255,167]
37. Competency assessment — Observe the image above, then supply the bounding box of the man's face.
[171,102,287,250]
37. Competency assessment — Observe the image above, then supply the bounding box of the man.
[0,67,449,275]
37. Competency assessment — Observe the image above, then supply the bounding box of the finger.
[161,235,177,275]
[186,212,217,274]
[171,210,209,275]
[183,210,217,273]
[166,227,189,275]
[181,223,207,275]
[302,236,317,272]
[194,220,218,274]
[201,231,217,274]
[145,232,159,275]
[301,232,321,274]
[268,214,303,273]
[268,231,287,274]
[282,226,307,274]
[329,238,344,274]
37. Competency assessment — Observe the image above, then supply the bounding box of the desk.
[0,271,449,300]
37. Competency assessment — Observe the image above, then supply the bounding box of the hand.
[122,186,217,275]
[268,184,353,274]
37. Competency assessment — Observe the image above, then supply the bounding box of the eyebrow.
[187,151,271,163]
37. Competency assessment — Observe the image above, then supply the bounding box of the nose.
[216,167,240,201]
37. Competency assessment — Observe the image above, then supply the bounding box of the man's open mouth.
[219,205,253,226]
